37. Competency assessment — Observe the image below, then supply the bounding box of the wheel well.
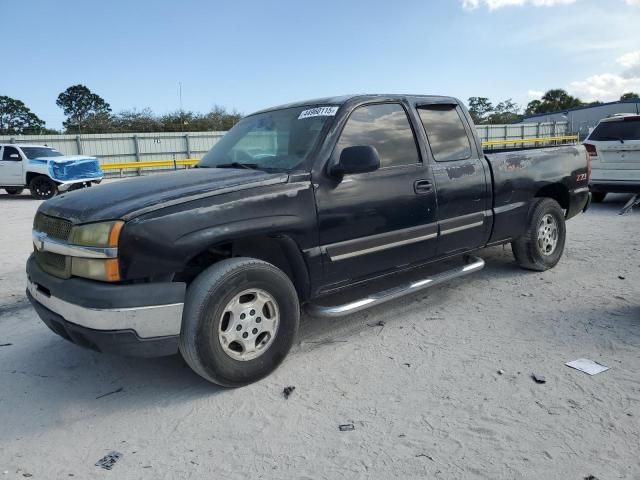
[175,235,310,300]
[25,172,51,186]
[535,183,570,211]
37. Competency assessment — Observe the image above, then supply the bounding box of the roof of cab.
[0,143,54,148]
[251,94,459,116]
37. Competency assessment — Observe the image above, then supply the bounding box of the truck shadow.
[0,193,36,201]
[586,193,638,214]
[1,311,218,437]
[296,244,521,346]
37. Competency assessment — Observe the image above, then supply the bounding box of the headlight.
[71,258,120,282]
[70,221,124,247]
[69,221,123,281]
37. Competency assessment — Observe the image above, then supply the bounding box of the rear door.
[314,102,438,286]
[0,146,25,185]
[416,104,491,255]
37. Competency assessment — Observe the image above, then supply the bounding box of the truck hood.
[38,168,288,224]
[31,155,98,163]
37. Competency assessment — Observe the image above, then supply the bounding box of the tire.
[179,257,300,387]
[4,187,24,195]
[511,198,566,272]
[591,191,607,203]
[28,176,57,200]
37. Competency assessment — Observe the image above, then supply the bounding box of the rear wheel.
[28,176,57,200]
[591,191,607,203]
[4,187,24,195]
[511,198,566,271]
[179,257,300,387]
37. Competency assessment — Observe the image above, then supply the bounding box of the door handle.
[414,179,433,194]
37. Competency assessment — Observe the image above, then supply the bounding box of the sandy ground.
[0,190,639,479]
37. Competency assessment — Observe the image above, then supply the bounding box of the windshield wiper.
[215,162,260,170]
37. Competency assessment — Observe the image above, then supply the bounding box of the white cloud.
[462,0,638,9]
[463,0,576,10]
[527,90,544,99]
[568,50,640,101]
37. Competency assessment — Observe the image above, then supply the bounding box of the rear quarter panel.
[486,145,588,243]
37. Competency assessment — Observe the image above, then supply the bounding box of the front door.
[0,146,24,185]
[314,102,438,287]
[416,104,491,255]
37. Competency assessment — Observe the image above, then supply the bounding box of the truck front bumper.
[26,256,185,357]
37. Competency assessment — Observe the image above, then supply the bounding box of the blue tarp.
[46,158,103,182]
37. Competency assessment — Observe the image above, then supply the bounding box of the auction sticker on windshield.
[298,106,339,119]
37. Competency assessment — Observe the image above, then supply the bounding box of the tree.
[525,89,583,116]
[0,96,46,134]
[524,100,542,116]
[467,97,493,124]
[620,92,640,101]
[56,84,112,134]
[487,98,522,124]
[112,108,161,132]
[158,107,242,132]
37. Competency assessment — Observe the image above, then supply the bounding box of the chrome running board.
[306,256,485,318]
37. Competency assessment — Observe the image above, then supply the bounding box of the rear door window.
[589,118,640,141]
[2,146,21,161]
[417,105,473,162]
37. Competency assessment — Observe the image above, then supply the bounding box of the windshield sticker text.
[298,106,339,119]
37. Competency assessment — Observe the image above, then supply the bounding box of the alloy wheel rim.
[537,213,558,256]
[217,288,279,361]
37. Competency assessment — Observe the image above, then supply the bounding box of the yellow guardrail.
[100,159,199,170]
[99,135,580,172]
[481,135,578,147]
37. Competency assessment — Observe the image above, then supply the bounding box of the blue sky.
[4,0,640,129]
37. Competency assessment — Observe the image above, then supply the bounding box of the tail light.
[584,144,593,181]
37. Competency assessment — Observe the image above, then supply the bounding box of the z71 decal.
[576,173,587,181]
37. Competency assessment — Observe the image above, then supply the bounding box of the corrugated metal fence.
[0,121,569,176]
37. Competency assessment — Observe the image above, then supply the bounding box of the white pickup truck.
[0,144,103,199]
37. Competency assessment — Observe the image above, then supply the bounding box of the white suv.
[0,144,103,199]
[583,114,640,202]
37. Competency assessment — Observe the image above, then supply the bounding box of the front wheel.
[511,198,566,271]
[4,187,24,195]
[179,257,300,387]
[28,176,57,200]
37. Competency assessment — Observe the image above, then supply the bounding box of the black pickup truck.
[26,94,591,386]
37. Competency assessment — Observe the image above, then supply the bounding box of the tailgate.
[597,141,640,165]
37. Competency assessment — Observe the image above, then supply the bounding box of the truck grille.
[34,251,70,278]
[33,213,73,241]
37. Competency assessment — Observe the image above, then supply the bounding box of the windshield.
[21,147,64,159]
[199,106,338,171]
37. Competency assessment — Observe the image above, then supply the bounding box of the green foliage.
[56,84,112,134]
[487,99,522,124]
[467,97,493,124]
[467,97,522,124]
[525,89,583,116]
[0,96,46,134]
[620,92,640,101]
[53,84,243,134]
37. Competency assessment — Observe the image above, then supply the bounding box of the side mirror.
[9,154,20,160]
[330,145,380,176]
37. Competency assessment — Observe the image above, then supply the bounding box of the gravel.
[0,190,638,479]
